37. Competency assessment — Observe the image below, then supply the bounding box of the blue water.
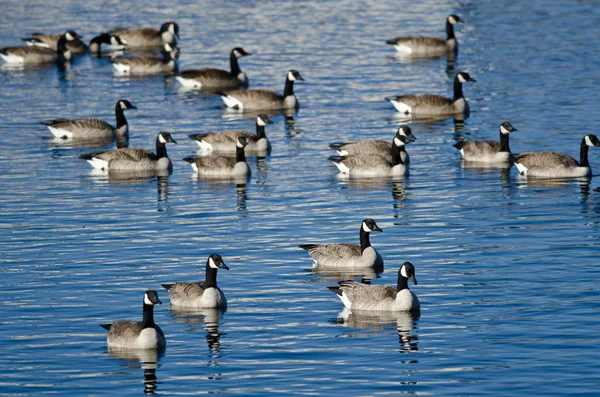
[1,0,600,395]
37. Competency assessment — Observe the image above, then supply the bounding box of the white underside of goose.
[221,94,244,109]
[195,140,213,150]
[0,53,25,65]
[88,157,109,170]
[48,126,74,139]
[175,76,202,89]
[394,44,414,54]
[339,292,353,308]
[112,62,131,75]
[389,99,412,114]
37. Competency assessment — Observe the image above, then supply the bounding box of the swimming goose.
[88,34,128,54]
[184,136,251,178]
[514,134,600,178]
[80,132,177,172]
[1,31,76,66]
[386,15,462,56]
[329,134,411,177]
[42,99,137,141]
[220,70,304,110]
[106,22,179,49]
[162,254,229,309]
[386,71,476,116]
[188,114,272,154]
[23,30,87,55]
[176,47,251,90]
[100,290,166,349]
[112,43,177,75]
[328,262,420,312]
[454,122,517,163]
[299,218,384,269]
[329,125,415,164]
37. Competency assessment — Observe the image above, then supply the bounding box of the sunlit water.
[1,1,599,396]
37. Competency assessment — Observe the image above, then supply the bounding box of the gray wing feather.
[167,282,207,301]
[96,148,155,162]
[514,151,579,168]
[226,89,284,109]
[340,281,397,309]
[305,243,362,260]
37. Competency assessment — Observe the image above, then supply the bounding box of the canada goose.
[329,125,416,164]
[514,134,600,178]
[328,262,420,312]
[106,22,179,49]
[162,254,229,309]
[386,15,462,56]
[176,47,251,91]
[220,70,304,110]
[454,122,517,163]
[112,43,177,75]
[80,132,177,172]
[386,71,476,116]
[23,30,87,55]
[188,114,272,154]
[100,290,166,349]
[299,218,384,269]
[329,134,411,177]
[42,99,136,141]
[88,34,128,54]
[1,31,76,66]
[184,136,251,178]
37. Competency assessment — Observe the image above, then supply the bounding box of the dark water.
[1,1,599,396]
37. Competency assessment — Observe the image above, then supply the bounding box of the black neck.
[56,37,69,65]
[359,227,371,253]
[142,302,156,329]
[580,138,590,167]
[114,103,128,129]
[161,50,174,63]
[236,143,247,163]
[255,122,266,140]
[499,130,511,153]
[446,19,456,40]
[397,275,409,291]
[204,263,219,289]
[155,136,168,159]
[283,77,295,98]
[453,76,464,101]
[230,52,242,76]
[391,140,405,166]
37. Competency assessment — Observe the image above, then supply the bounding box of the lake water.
[1,0,599,395]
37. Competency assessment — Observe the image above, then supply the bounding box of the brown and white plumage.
[1,31,77,66]
[107,22,179,49]
[386,71,475,116]
[454,122,517,163]
[112,43,177,75]
[328,262,420,312]
[176,47,251,91]
[184,136,251,178]
[23,31,87,55]
[386,15,462,57]
[514,134,600,178]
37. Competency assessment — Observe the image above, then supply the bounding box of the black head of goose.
[514,134,600,178]
[299,218,384,269]
[385,71,476,116]
[162,253,230,309]
[100,290,166,349]
[112,43,178,76]
[23,30,87,55]
[184,136,252,178]
[219,69,305,111]
[454,122,517,163]
[107,21,179,49]
[88,34,128,55]
[1,31,77,67]
[176,47,252,91]
[386,15,463,57]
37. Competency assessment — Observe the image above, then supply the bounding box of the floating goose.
[299,218,384,269]
[23,30,87,55]
[329,134,411,177]
[220,70,304,110]
[184,136,251,178]
[514,134,600,178]
[386,71,475,116]
[176,47,251,91]
[80,132,177,172]
[112,43,177,75]
[162,254,229,309]
[106,22,179,49]
[386,15,462,57]
[188,114,272,154]
[329,125,415,164]
[100,290,166,349]
[454,122,517,163]
[328,262,420,312]
[88,34,128,54]
[42,99,136,141]
[1,31,77,66]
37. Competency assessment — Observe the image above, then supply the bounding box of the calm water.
[1,0,600,396]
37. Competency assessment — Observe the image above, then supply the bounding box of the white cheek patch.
[144,294,153,305]
[288,71,296,81]
[169,24,176,34]
[362,222,372,232]
[458,74,467,83]
[500,125,510,134]
[257,117,267,127]
[66,32,75,41]
[164,43,173,52]
[120,101,127,110]
[233,50,241,58]
[449,16,458,24]
[585,136,593,147]
[400,266,408,278]
[208,257,219,268]
[394,137,404,147]
[159,134,168,144]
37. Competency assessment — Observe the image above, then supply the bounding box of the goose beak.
[219,262,230,270]
[410,275,417,285]
[130,105,138,110]
[374,225,383,232]
[469,78,477,82]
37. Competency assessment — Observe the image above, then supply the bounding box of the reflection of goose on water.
[170,308,226,354]
[106,347,163,394]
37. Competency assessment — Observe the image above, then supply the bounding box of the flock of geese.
[2,15,599,351]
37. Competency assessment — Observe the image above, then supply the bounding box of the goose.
[329,125,416,164]
[80,132,177,172]
[184,136,251,178]
[106,22,179,49]
[112,43,177,76]
[176,47,251,90]
[454,122,517,163]
[220,70,304,110]
[162,254,229,309]
[1,31,76,66]
[386,71,476,116]
[328,134,411,177]
[386,15,463,56]
[188,114,272,154]
[42,99,136,141]
[88,34,128,54]
[23,30,87,55]
[514,134,600,178]
[299,218,384,269]
[328,262,420,312]
[100,290,166,349]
